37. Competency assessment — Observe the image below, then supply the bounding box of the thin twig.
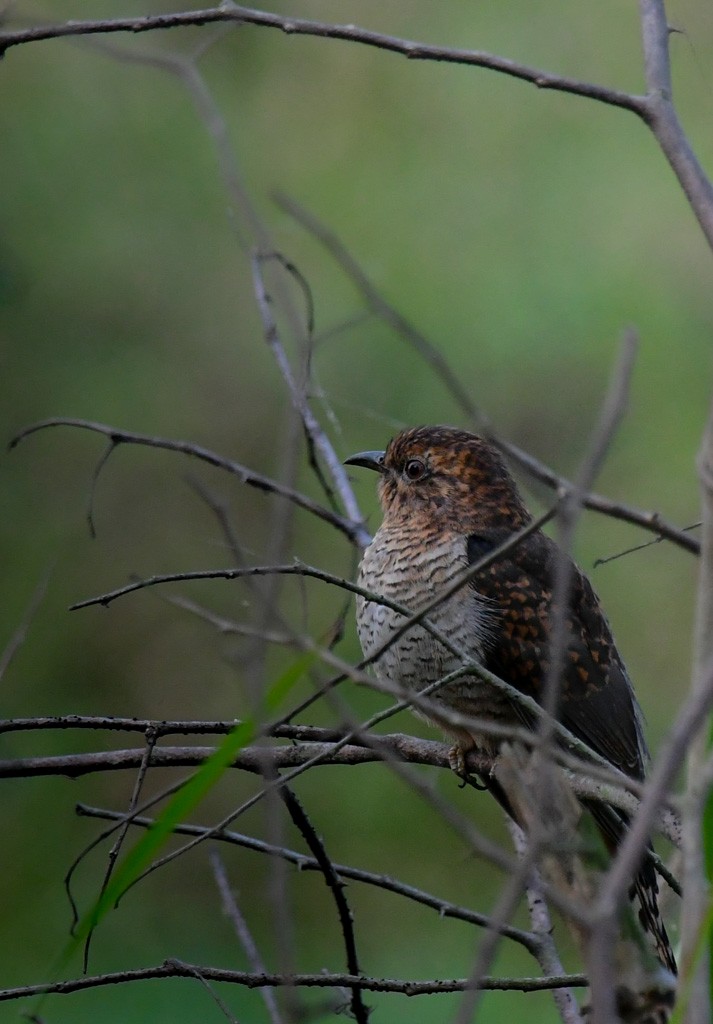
[8,419,361,543]
[0,570,51,682]
[678,398,713,1018]
[460,326,637,1024]
[273,191,483,423]
[250,252,368,542]
[66,546,652,776]
[454,820,543,1024]
[63,775,193,934]
[78,803,538,952]
[279,787,369,1024]
[588,654,713,1016]
[508,821,583,1024]
[209,850,284,1024]
[82,727,159,970]
[523,332,640,1019]
[0,716,345,741]
[166,960,240,1024]
[592,521,700,567]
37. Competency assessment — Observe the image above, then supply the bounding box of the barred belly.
[355,529,499,733]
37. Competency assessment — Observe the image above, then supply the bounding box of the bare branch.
[0,8,646,118]
[0,716,344,741]
[5,6,705,1013]
[164,960,240,1024]
[279,786,369,1024]
[454,816,543,1024]
[0,740,405,778]
[66,547,661,785]
[507,822,583,1024]
[471,304,640,1021]
[82,727,159,970]
[0,960,588,1003]
[2,712,682,818]
[588,653,713,1015]
[679,399,713,1018]
[8,418,361,544]
[79,803,538,952]
[638,0,713,250]
[250,252,368,541]
[0,570,50,682]
[273,191,483,422]
[592,521,700,567]
[535,330,638,759]
[0,737,681,846]
[209,851,284,1024]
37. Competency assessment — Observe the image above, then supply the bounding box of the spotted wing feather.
[467,528,676,975]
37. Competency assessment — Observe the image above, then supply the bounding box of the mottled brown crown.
[377,426,531,532]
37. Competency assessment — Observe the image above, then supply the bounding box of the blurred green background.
[2,1,712,1020]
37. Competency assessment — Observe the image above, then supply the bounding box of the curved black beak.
[344,449,386,473]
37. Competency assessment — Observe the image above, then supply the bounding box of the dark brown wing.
[468,529,676,975]
[468,529,647,778]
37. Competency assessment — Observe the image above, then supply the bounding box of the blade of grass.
[33,652,316,1014]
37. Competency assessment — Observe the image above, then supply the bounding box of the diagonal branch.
[279,787,369,1024]
[78,802,539,952]
[65,554,666,777]
[250,252,368,541]
[8,418,361,543]
[209,851,284,1024]
[638,0,713,250]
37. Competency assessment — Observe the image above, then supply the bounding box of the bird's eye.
[404,458,426,481]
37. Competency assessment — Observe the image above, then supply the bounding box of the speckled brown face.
[367,425,532,532]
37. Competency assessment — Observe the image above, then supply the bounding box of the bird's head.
[345,425,531,532]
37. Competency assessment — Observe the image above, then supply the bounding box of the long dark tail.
[477,770,677,975]
[590,802,677,976]
[633,865,677,976]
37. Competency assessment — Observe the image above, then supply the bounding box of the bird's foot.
[448,744,486,790]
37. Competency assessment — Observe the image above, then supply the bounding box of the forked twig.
[9,419,362,543]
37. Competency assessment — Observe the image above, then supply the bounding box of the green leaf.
[36,650,316,1011]
[86,650,315,933]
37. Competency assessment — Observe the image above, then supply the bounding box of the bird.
[345,424,676,976]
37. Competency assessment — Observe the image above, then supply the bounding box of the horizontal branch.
[0,958,588,1003]
[6,713,677,813]
[0,735,479,779]
[0,735,681,846]
[2,712,667,813]
[0,715,342,742]
[0,8,646,117]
